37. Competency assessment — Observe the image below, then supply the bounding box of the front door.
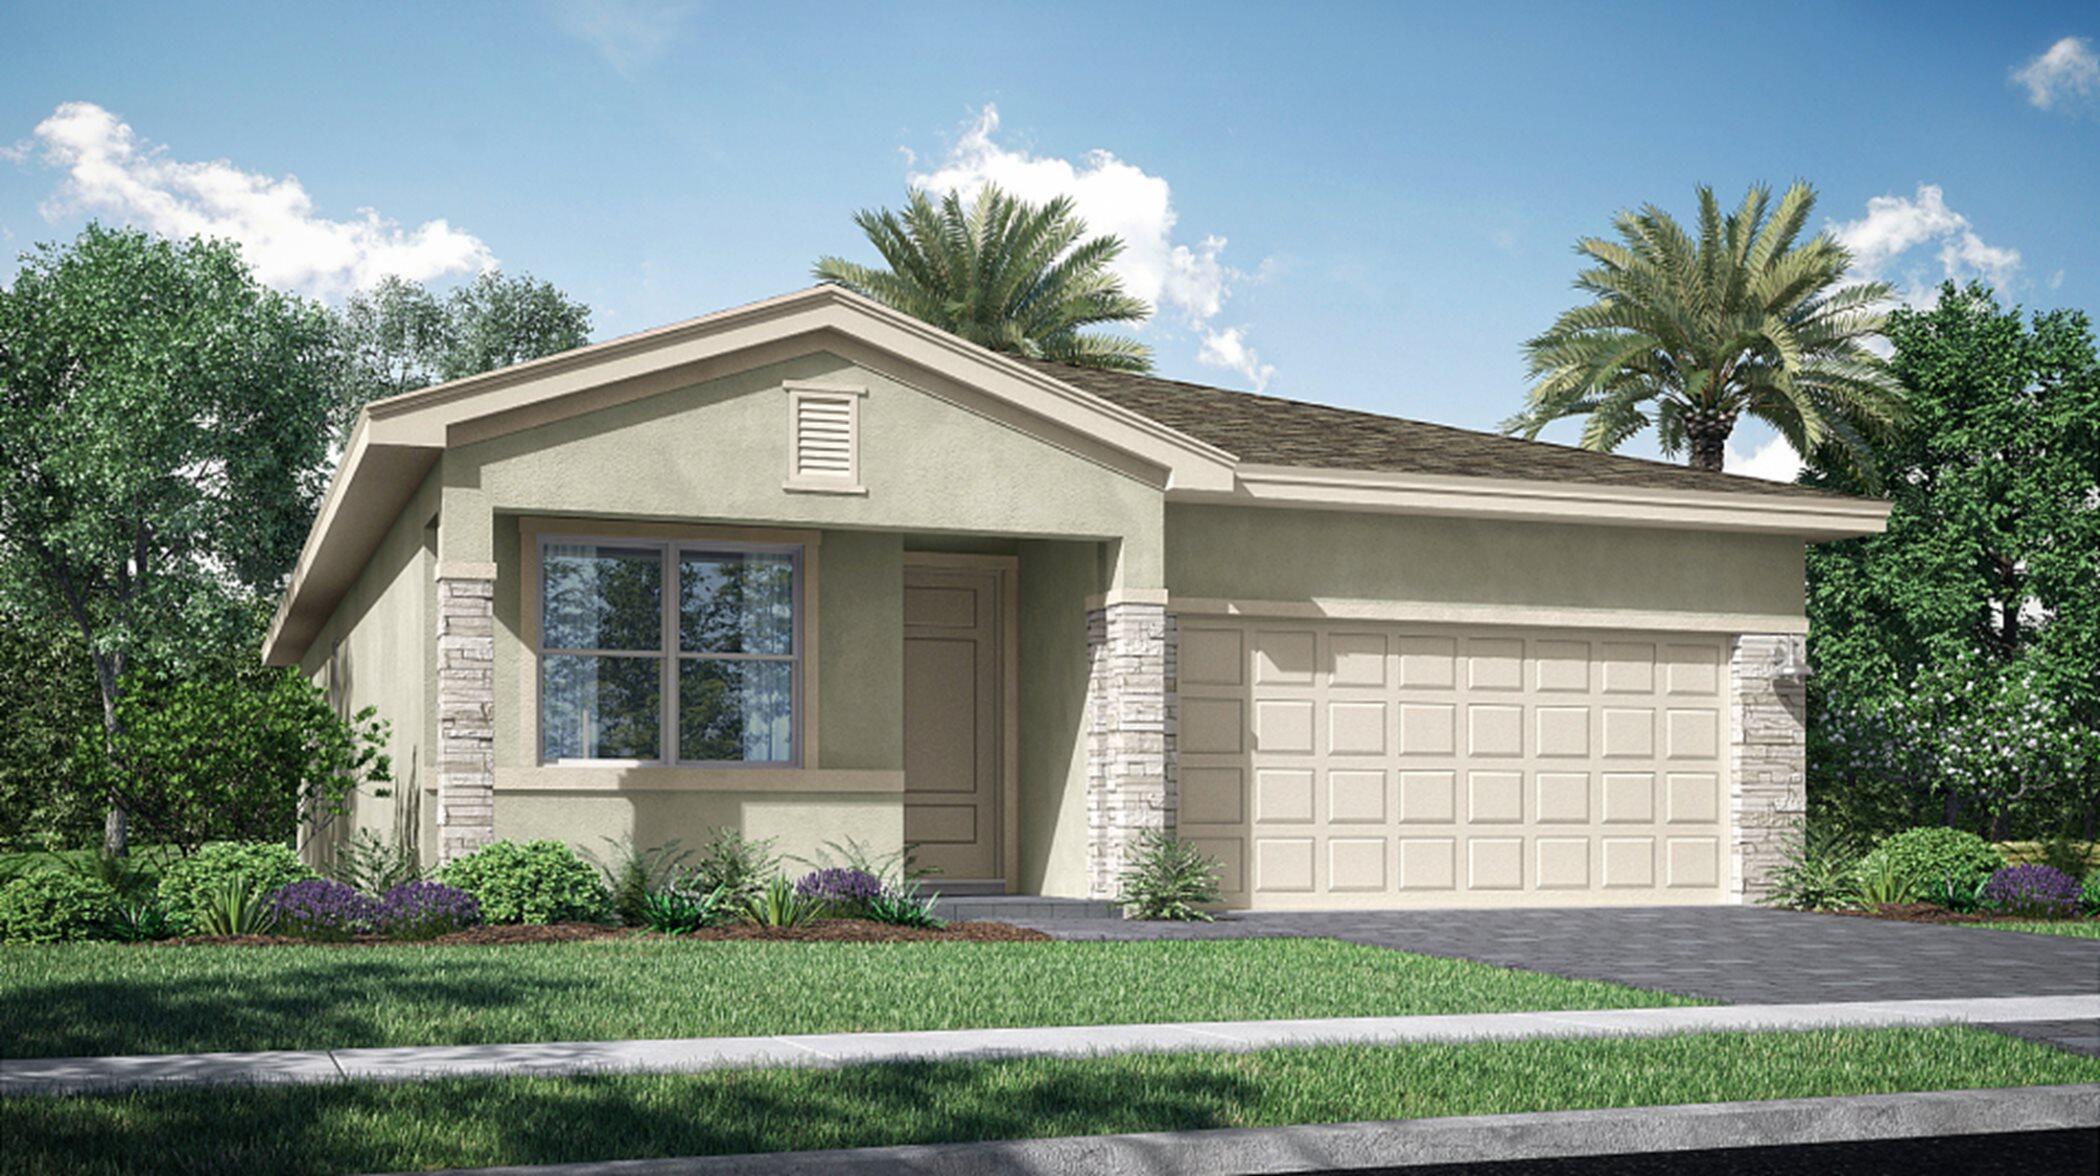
[902,563,1007,885]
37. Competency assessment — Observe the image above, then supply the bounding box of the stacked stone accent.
[1730,634,1807,902]
[436,571,497,863]
[1085,600,1177,899]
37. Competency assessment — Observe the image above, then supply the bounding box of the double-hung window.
[539,538,800,766]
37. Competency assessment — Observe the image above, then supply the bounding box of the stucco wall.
[441,351,1166,584]
[1164,504,1805,624]
[1016,539,1098,897]
[297,468,441,865]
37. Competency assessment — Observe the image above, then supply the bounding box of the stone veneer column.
[436,565,497,863]
[1730,634,1807,902]
[1085,593,1177,900]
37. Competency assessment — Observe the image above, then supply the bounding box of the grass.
[3,1028,2093,1174]
[0,937,1699,1059]
[1968,920,2100,940]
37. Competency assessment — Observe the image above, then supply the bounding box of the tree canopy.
[814,185,1153,372]
[1806,283,2100,837]
[329,270,592,442]
[1507,183,1906,483]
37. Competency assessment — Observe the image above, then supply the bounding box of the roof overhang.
[263,285,1237,667]
[1174,463,1891,540]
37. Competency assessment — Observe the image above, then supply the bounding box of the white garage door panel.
[1177,622,1730,909]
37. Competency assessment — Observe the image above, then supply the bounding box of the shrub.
[687,828,779,905]
[326,829,422,895]
[1984,865,2083,919]
[1857,827,2003,892]
[194,875,279,936]
[108,897,175,943]
[158,842,315,931]
[269,879,379,941]
[1921,873,1989,914]
[1118,831,1222,922]
[1762,821,1865,911]
[62,848,165,904]
[1854,855,1918,906]
[436,840,610,925]
[587,837,693,927]
[795,867,883,914]
[375,881,481,940]
[863,880,946,930]
[740,876,822,928]
[640,883,731,935]
[0,870,119,943]
[2084,871,2100,917]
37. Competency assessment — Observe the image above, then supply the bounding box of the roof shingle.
[1021,359,1852,501]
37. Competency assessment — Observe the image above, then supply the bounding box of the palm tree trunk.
[1684,408,1734,472]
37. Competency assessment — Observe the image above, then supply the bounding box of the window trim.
[532,530,808,770]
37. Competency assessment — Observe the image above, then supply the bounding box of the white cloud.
[1195,326,1275,392]
[1830,184,2020,302]
[2012,36,2099,111]
[909,105,1273,389]
[1724,434,1804,484]
[25,101,493,299]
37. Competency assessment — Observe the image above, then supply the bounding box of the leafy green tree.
[1806,283,2100,837]
[1507,182,1905,481]
[814,185,1153,372]
[0,614,101,850]
[329,270,592,441]
[0,225,339,854]
[73,668,391,854]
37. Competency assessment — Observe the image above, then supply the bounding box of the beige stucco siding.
[1165,504,1805,627]
[1015,539,1098,897]
[441,352,1167,586]
[296,467,441,860]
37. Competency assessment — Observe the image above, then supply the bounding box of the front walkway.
[6,994,2096,1096]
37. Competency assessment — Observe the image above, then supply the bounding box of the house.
[265,285,1888,909]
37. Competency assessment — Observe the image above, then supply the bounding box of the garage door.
[1176,621,1730,909]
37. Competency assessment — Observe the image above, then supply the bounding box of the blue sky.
[2,1,2094,476]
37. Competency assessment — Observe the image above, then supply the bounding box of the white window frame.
[536,533,804,769]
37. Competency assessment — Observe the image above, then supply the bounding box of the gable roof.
[1017,359,1850,503]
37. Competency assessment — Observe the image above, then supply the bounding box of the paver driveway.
[1018,906,2100,1052]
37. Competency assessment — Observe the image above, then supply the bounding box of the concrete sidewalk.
[5,993,2096,1096]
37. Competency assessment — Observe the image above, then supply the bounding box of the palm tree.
[814,185,1153,372]
[1505,182,1905,483]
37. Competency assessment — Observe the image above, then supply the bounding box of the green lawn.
[0,937,1700,1059]
[1968,920,2100,940]
[3,1028,2092,1175]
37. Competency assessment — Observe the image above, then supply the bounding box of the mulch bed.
[1834,902,2099,926]
[158,919,1047,947]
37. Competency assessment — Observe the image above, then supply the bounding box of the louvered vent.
[782,383,866,493]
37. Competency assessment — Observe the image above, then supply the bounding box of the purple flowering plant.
[794,867,882,913]
[269,879,379,940]
[1983,865,2083,919]
[377,881,481,940]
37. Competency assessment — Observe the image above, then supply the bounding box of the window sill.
[460,766,905,794]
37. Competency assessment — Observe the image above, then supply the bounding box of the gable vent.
[783,383,867,494]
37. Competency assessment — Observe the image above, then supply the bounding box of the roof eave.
[1175,463,1890,539]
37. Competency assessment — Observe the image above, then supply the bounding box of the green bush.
[437,840,610,925]
[0,870,120,943]
[1118,831,1222,921]
[2083,871,2100,917]
[1858,827,2005,891]
[686,828,779,905]
[157,842,314,930]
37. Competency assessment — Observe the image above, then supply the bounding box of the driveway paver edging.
[5,994,2096,1097]
[382,1083,2100,1176]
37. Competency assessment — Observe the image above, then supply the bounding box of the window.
[539,538,800,765]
